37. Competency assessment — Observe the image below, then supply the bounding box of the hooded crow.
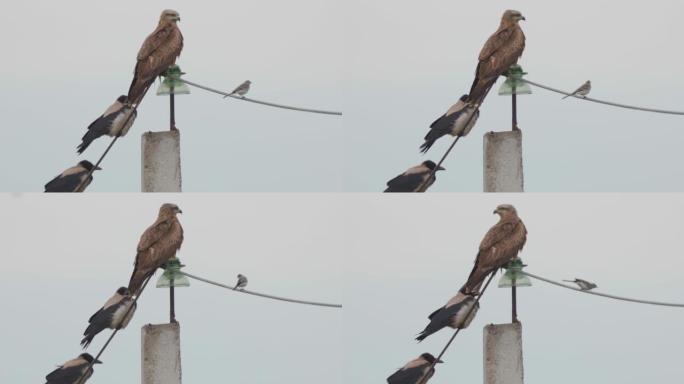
[44,161,101,192]
[384,161,445,192]
[77,96,137,154]
[128,203,184,295]
[563,278,597,291]
[416,292,479,342]
[81,287,137,348]
[45,353,101,384]
[420,95,479,153]
[234,274,248,290]
[387,353,442,384]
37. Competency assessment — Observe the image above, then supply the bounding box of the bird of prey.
[234,274,248,290]
[225,80,251,98]
[468,10,526,104]
[127,10,183,104]
[128,203,184,295]
[420,94,480,153]
[77,96,137,154]
[563,278,597,291]
[81,287,137,349]
[44,161,101,193]
[562,80,591,100]
[461,204,527,295]
[387,353,443,384]
[384,161,445,193]
[416,292,479,342]
[45,353,101,384]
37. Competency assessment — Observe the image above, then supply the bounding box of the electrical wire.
[74,276,152,384]
[417,271,497,384]
[181,271,342,308]
[522,271,684,308]
[523,79,684,115]
[181,79,343,116]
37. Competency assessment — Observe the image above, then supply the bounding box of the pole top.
[498,65,532,96]
[498,258,532,288]
[157,65,191,95]
[157,257,191,288]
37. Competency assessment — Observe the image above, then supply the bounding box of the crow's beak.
[437,166,446,171]
[94,359,103,364]
[437,359,444,364]
[95,166,102,171]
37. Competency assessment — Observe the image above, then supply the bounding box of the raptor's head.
[502,10,525,25]
[159,9,181,25]
[159,203,183,218]
[493,204,517,217]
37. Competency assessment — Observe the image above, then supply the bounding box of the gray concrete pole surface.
[142,322,182,384]
[141,130,182,192]
[483,322,524,384]
[483,130,524,192]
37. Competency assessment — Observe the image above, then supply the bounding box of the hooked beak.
[493,210,498,214]
[177,209,183,214]
[519,15,526,21]
[175,16,181,22]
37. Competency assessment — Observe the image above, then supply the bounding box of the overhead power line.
[181,79,343,116]
[523,79,684,115]
[522,271,684,308]
[181,271,342,308]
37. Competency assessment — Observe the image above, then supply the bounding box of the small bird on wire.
[77,96,137,154]
[387,353,443,384]
[81,287,137,349]
[562,80,591,99]
[44,160,102,193]
[416,292,479,342]
[563,278,597,291]
[420,94,480,154]
[45,353,101,384]
[234,274,248,290]
[384,160,445,193]
[225,80,251,98]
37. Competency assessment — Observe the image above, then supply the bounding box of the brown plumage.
[461,204,527,295]
[128,203,184,295]
[127,10,184,104]
[468,10,526,104]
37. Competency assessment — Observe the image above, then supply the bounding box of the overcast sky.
[344,0,684,192]
[0,1,342,192]
[0,194,342,383]
[343,194,684,383]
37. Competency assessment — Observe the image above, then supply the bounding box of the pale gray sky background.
[343,194,684,383]
[344,1,684,191]
[0,194,342,383]
[0,1,342,192]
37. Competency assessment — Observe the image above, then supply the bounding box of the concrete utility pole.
[483,130,524,192]
[483,322,524,384]
[141,130,182,192]
[142,322,182,384]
